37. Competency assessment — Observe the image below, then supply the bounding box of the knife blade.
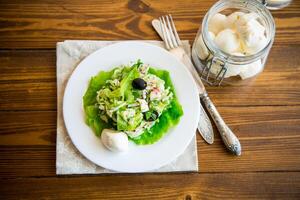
[152,19,214,144]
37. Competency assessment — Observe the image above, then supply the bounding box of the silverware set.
[152,15,241,156]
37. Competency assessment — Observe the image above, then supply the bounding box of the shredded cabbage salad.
[83,60,183,145]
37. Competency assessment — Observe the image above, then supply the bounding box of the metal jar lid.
[259,0,292,10]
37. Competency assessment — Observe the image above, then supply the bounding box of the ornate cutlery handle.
[201,93,242,156]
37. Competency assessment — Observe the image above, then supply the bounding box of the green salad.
[83,60,183,145]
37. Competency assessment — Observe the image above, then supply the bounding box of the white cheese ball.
[210,53,262,79]
[235,13,267,54]
[244,34,268,55]
[214,29,240,54]
[210,53,244,78]
[227,11,245,29]
[195,32,215,60]
[101,129,128,152]
[224,53,245,78]
[231,52,245,56]
[237,12,260,25]
[239,59,263,79]
[208,13,227,35]
[208,31,216,40]
[239,20,267,55]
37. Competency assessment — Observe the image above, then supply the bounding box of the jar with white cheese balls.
[192,0,277,85]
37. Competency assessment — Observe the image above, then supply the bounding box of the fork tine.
[161,16,174,49]
[159,17,170,50]
[169,14,182,46]
[166,15,178,48]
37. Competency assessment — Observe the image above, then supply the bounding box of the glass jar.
[192,0,276,86]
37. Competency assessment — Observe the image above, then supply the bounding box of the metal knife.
[152,19,214,144]
[152,18,242,155]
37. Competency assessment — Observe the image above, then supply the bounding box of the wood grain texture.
[0,172,300,200]
[0,106,299,177]
[0,0,299,49]
[0,136,299,178]
[0,0,300,199]
[0,44,300,111]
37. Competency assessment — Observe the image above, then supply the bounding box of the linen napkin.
[56,40,198,174]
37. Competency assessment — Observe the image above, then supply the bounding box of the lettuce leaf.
[83,70,115,109]
[117,112,143,131]
[83,65,183,144]
[130,68,184,144]
[83,70,115,136]
[120,67,139,101]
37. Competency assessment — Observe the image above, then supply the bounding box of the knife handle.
[201,93,242,156]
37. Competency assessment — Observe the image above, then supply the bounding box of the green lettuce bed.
[83,65,183,145]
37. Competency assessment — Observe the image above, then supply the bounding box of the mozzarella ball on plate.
[101,129,128,152]
[214,29,240,54]
[208,13,227,35]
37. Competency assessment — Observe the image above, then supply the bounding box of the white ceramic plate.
[63,41,200,172]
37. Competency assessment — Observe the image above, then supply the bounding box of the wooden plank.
[0,172,299,199]
[0,1,299,198]
[1,135,299,178]
[2,70,299,111]
[1,106,300,146]
[0,146,56,177]
[0,44,300,111]
[0,105,299,177]
[0,50,57,110]
[0,111,56,146]
[0,0,299,49]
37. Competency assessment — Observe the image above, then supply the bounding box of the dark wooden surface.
[0,0,300,199]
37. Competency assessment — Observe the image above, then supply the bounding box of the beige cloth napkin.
[56,40,198,174]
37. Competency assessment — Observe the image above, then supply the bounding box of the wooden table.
[0,0,300,199]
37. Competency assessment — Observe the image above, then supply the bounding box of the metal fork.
[159,15,182,50]
[157,15,242,156]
